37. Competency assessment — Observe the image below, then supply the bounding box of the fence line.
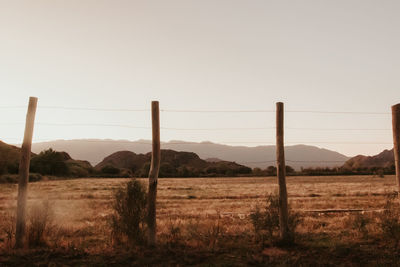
[0,158,352,166]
[1,122,393,131]
[0,105,392,114]
[1,138,393,146]
[0,103,394,165]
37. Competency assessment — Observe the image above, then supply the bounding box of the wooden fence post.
[15,97,38,248]
[276,102,290,242]
[392,103,400,192]
[147,101,160,246]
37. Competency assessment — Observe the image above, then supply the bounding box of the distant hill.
[0,140,91,177]
[343,149,394,170]
[0,140,24,174]
[96,149,252,177]
[30,139,350,170]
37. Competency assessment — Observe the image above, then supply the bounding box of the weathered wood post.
[147,101,160,246]
[276,102,290,242]
[392,103,400,192]
[15,97,38,248]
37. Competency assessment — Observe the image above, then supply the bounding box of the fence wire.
[0,104,394,167]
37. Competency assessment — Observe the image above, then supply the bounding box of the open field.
[1,175,400,266]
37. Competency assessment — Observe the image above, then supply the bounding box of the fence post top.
[29,96,38,102]
[392,103,400,110]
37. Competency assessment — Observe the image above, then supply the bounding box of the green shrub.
[250,193,301,246]
[110,179,148,246]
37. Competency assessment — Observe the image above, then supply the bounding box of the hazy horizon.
[7,137,389,159]
[1,0,399,157]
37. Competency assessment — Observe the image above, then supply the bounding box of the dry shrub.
[161,216,226,251]
[250,193,302,246]
[203,217,224,251]
[110,179,147,246]
[27,200,54,247]
[163,218,183,246]
[0,211,16,249]
[378,193,400,247]
[346,212,371,239]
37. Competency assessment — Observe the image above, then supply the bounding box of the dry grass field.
[1,175,400,266]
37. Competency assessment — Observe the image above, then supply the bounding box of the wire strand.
[39,106,149,112]
[0,122,392,131]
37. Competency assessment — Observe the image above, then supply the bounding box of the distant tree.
[159,162,176,177]
[252,167,263,176]
[285,165,295,174]
[0,161,6,175]
[266,166,277,176]
[30,148,69,176]
[177,166,191,177]
[237,166,252,174]
[137,162,150,177]
[101,165,120,175]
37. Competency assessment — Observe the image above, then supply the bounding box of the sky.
[0,0,399,157]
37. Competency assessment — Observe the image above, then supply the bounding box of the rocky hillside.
[0,140,92,177]
[0,140,25,174]
[343,149,394,170]
[95,149,252,177]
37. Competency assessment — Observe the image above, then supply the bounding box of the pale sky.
[0,0,399,157]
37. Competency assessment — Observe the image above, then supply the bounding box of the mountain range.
[30,139,350,170]
[1,139,396,176]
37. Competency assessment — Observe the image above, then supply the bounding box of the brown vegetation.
[1,176,400,265]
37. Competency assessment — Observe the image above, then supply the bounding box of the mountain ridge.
[30,139,350,170]
[343,149,394,170]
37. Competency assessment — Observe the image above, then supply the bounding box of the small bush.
[378,193,400,247]
[250,193,301,246]
[162,219,183,247]
[27,200,54,247]
[348,212,371,239]
[0,211,16,249]
[172,217,226,251]
[0,174,18,184]
[0,173,43,184]
[29,173,43,182]
[204,217,224,251]
[110,179,148,246]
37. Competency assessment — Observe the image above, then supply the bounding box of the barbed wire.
[0,105,391,114]
[0,158,101,165]
[0,106,26,109]
[1,138,393,145]
[40,106,149,112]
[0,122,392,131]
[0,158,350,166]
